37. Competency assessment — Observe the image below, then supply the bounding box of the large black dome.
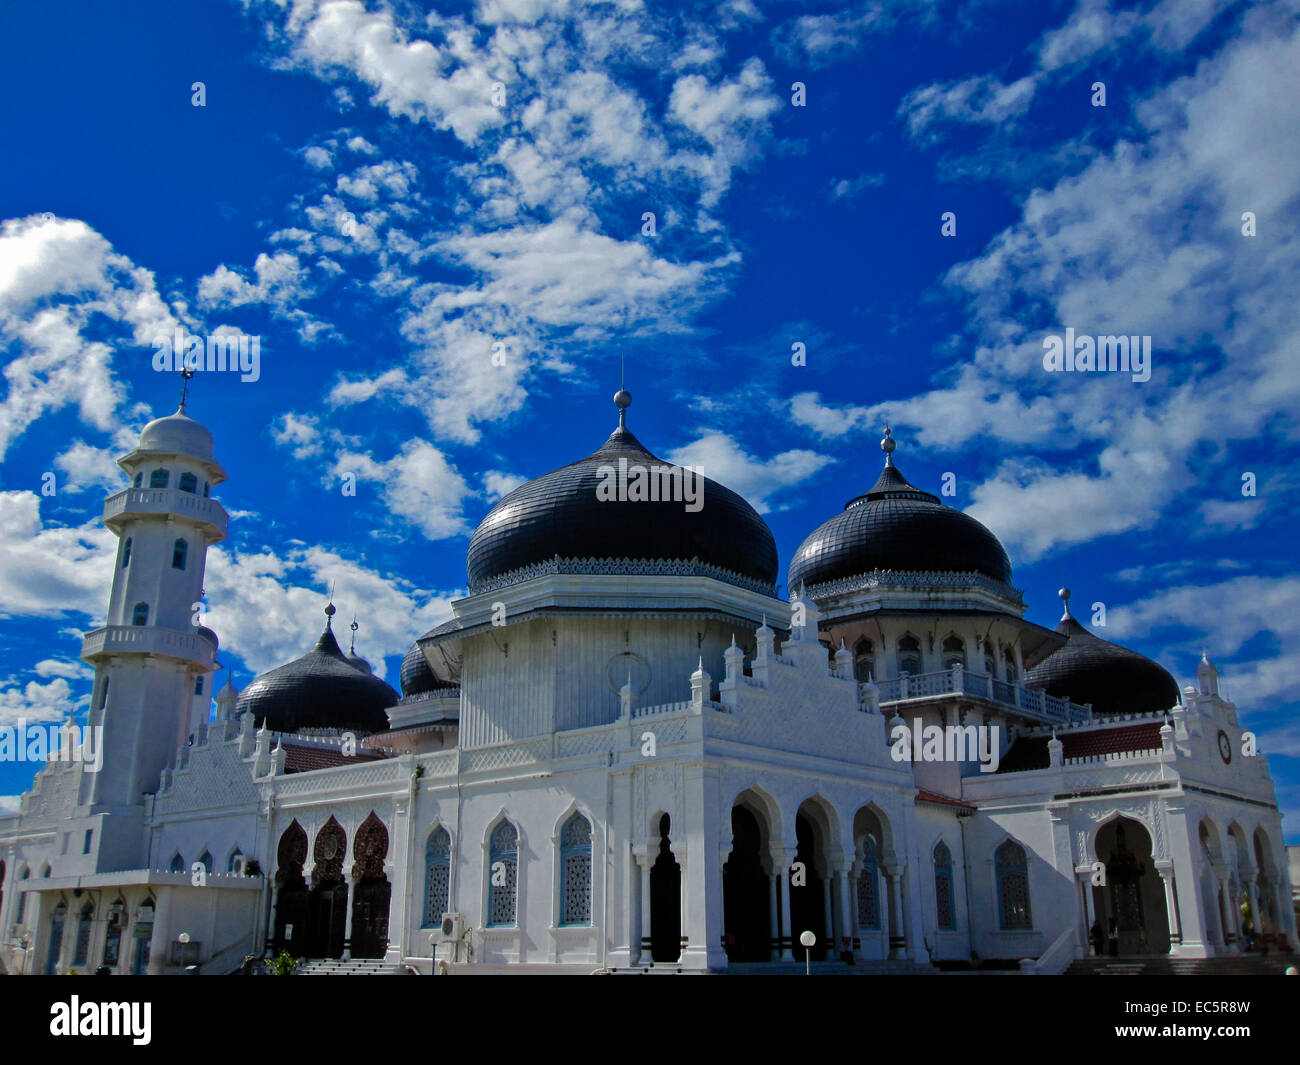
[234,612,395,733]
[1025,603,1180,717]
[788,435,1012,592]
[466,403,778,594]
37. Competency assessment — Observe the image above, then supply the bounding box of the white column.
[887,870,906,959]
[342,877,356,959]
[837,866,855,959]
[767,871,780,961]
[773,847,794,961]
[638,853,652,963]
[1156,864,1181,950]
[146,888,173,975]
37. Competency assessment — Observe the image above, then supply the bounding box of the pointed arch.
[167,851,184,873]
[424,824,453,927]
[558,810,593,926]
[351,811,389,880]
[933,839,956,930]
[486,815,519,927]
[994,838,1032,930]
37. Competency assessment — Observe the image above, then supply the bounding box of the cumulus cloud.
[483,470,526,502]
[331,438,473,540]
[0,215,181,459]
[0,675,82,727]
[270,412,324,459]
[0,491,115,621]
[664,429,828,514]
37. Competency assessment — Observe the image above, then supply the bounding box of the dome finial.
[178,367,195,412]
[614,385,632,431]
[881,425,896,467]
[349,616,359,654]
[324,601,336,628]
[1058,587,1072,620]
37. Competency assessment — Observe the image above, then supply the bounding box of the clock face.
[1218,731,1232,764]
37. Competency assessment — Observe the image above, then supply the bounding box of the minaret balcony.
[102,487,228,539]
[866,666,1092,726]
[81,624,217,669]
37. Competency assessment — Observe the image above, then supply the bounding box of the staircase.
[294,958,408,976]
[1065,954,1294,976]
[611,958,933,975]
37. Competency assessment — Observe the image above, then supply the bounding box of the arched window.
[46,903,66,974]
[424,827,451,926]
[73,899,94,967]
[168,852,184,873]
[194,676,203,696]
[103,898,126,967]
[897,634,922,676]
[942,635,965,670]
[202,482,210,498]
[982,640,996,678]
[995,840,1032,929]
[1003,648,1019,685]
[15,868,29,924]
[132,603,149,626]
[149,468,169,489]
[121,538,132,568]
[133,471,143,488]
[934,841,956,930]
[228,849,244,873]
[856,835,881,929]
[560,812,593,925]
[98,676,110,710]
[487,820,518,927]
[198,850,213,874]
[853,637,875,683]
[172,538,187,570]
[178,471,197,494]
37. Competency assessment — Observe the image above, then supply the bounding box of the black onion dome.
[1025,603,1180,717]
[234,618,395,733]
[345,651,373,674]
[400,642,449,697]
[466,408,778,593]
[788,444,1012,592]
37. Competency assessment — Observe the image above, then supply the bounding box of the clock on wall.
[1217,730,1232,764]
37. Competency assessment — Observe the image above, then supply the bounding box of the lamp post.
[799,930,816,975]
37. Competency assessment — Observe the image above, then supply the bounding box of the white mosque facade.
[0,393,1295,974]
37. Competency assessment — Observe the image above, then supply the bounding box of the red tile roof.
[916,789,976,810]
[282,743,387,774]
[997,720,1165,773]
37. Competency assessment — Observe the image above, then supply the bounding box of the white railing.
[870,667,1092,725]
[103,487,228,535]
[81,625,215,666]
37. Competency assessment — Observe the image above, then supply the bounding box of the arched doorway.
[789,807,828,962]
[649,814,681,963]
[310,817,348,959]
[350,812,391,959]
[723,804,770,962]
[272,821,309,955]
[1093,817,1169,954]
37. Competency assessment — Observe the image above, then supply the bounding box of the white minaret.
[79,380,228,868]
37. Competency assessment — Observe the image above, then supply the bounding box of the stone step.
[1065,954,1294,976]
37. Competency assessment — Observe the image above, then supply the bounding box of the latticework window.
[560,813,592,925]
[995,840,1032,929]
[856,835,881,929]
[72,901,94,967]
[425,827,451,926]
[934,841,955,930]
[488,820,518,926]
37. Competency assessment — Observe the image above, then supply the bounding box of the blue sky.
[1,0,1298,838]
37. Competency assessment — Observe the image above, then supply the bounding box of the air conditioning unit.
[439,913,467,942]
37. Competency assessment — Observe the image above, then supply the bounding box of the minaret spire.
[614,384,632,431]
[350,617,359,655]
[179,367,195,412]
[881,425,896,468]
[1058,587,1072,621]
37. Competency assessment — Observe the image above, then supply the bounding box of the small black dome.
[400,643,449,697]
[197,626,218,650]
[789,456,1012,592]
[1025,613,1180,717]
[235,619,395,733]
[466,417,778,594]
[345,651,373,674]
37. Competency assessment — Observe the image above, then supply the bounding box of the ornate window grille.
[560,813,593,925]
[996,840,1032,929]
[934,841,956,930]
[425,827,451,926]
[857,835,881,929]
[488,820,518,927]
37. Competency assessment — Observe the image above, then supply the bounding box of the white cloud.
[0,491,115,621]
[304,145,334,169]
[0,795,21,814]
[34,659,92,680]
[483,470,526,502]
[0,675,82,727]
[664,429,827,514]
[270,412,323,459]
[197,251,312,311]
[202,543,458,679]
[331,438,473,540]
[899,74,1037,141]
[53,439,128,495]
[0,215,181,460]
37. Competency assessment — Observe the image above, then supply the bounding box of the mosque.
[0,386,1294,974]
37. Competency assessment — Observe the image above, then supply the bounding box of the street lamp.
[799,930,816,975]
